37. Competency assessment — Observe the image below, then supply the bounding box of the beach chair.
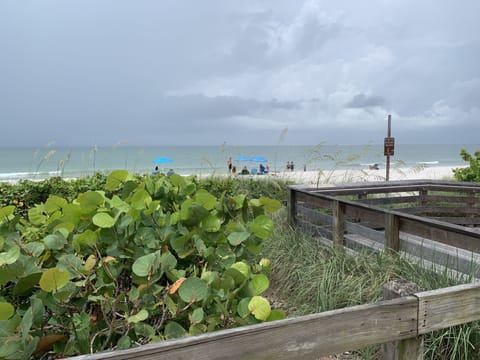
[251,168,258,175]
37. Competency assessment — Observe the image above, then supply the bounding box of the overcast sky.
[2,0,480,147]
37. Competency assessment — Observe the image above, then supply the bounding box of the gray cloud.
[345,94,386,109]
[1,0,480,146]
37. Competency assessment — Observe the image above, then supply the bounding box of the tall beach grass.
[262,210,480,359]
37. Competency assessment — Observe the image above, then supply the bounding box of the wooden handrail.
[66,284,480,360]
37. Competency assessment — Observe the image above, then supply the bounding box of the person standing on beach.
[290,161,295,171]
[227,157,232,173]
[286,161,291,171]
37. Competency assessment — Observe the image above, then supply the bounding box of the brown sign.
[384,137,395,156]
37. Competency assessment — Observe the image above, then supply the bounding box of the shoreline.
[0,165,464,186]
[200,165,462,185]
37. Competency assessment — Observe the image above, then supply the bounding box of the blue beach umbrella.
[234,156,251,162]
[152,157,173,164]
[250,156,268,163]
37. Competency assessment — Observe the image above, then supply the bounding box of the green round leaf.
[237,297,251,317]
[251,274,269,295]
[131,189,152,210]
[39,268,71,292]
[248,296,271,321]
[227,231,250,246]
[106,170,129,191]
[0,245,20,266]
[164,321,187,339]
[259,197,282,213]
[189,308,204,325]
[43,233,67,250]
[178,277,208,303]
[267,309,286,322]
[73,229,97,249]
[79,191,105,213]
[0,302,14,320]
[201,215,222,232]
[250,215,274,240]
[0,206,15,222]
[28,206,47,225]
[25,241,45,257]
[259,258,271,269]
[132,252,158,277]
[117,335,131,350]
[44,195,68,214]
[127,309,149,323]
[230,262,249,278]
[194,189,217,210]
[93,212,116,228]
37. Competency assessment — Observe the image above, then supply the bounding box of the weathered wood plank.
[287,187,296,225]
[345,222,385,244]
[357,196,419,206]
[406,207,480,215]
[429,217,480,225]
[399,234,480,278]
[296,205,333,225]
[399,217,480,253]
[296,192,332,208]
[423,195,471,203]
[416,283,480,334]
[385,214,400,253]
[333,200,345,247]
[382,280,423,360]
[343,203,385,224]
[67,298,419,360]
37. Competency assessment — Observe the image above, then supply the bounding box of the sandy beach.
[1,165,465,186]
[255,165,463,186]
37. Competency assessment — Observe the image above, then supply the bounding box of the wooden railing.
[65,180,480,360]
[288,180,480,277]
[68,283,480,360]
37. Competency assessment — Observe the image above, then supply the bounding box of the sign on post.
[384,137,395,156]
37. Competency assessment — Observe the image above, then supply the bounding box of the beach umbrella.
[250,156,268,163]
[234,156,251,162]
[152,157,173,164]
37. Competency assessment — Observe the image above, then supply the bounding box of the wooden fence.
[68,282,480,360]
[66,180,480,359]
[288,180,480,277]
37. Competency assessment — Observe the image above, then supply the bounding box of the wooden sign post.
[384,114,395,181]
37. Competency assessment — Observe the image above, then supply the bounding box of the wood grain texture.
[417,283,480,334]
[67,298,418,360]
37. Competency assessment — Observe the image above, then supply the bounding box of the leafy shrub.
[198,177,291,203]
[453,148,480,182]
[0,171,283,358]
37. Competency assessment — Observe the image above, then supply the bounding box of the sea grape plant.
[453,148,480,182]
[0,171,283,358]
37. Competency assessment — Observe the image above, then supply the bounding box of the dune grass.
[261,210,480,359]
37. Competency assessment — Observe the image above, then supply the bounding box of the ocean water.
[0,144,477,182]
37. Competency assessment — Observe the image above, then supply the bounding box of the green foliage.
[198,177,291,203]
[453,148,480,182]
[0,172,283,358]
[263,211,480,359]
[0,173,108,218]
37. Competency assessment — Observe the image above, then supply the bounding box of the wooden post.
[382,279,423,360]
[419,188,427,207]
[384,114,394,181]
[287,187,297,226]
[385,213,400,253]
[332,200,345,248]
